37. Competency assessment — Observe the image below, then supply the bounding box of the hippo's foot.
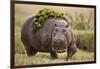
[66,56,72,61]
[27,48,38,57]
[24,44,38,56]
[50,51,58,59]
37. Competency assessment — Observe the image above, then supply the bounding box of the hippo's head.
[52,19,69,49]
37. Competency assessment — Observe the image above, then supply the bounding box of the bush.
[75,30,94,52]
[33,8,66,29]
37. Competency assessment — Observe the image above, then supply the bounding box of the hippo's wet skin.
[21,16,78,60]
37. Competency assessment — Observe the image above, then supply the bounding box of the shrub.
[33,8,66,29]
[75,30,94,52]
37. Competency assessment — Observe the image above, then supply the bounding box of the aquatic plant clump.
[33,8,66,28]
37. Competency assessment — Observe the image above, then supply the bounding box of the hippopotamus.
[21,16,78,60]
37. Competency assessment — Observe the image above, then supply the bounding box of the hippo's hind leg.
[21,39,37,56]
[66,43,77,61]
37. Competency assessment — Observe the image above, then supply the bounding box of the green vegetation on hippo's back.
[33,8,66,28]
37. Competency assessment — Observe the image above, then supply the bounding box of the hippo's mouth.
[53,43,66,50]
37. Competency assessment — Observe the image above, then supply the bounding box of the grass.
[15,50,94,66]
[65,12,94,30]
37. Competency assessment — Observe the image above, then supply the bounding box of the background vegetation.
[15,4,95,66]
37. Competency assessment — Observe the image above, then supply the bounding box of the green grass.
[15,50,94,66]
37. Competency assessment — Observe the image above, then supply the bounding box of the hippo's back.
[21,16,35,44]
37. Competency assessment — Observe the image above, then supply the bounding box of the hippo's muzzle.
[52,37,67,50]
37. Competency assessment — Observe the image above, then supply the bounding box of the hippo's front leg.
[50,46,58,59]
[66,43,77,61]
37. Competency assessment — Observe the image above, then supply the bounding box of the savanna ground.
[15,4,95,66]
